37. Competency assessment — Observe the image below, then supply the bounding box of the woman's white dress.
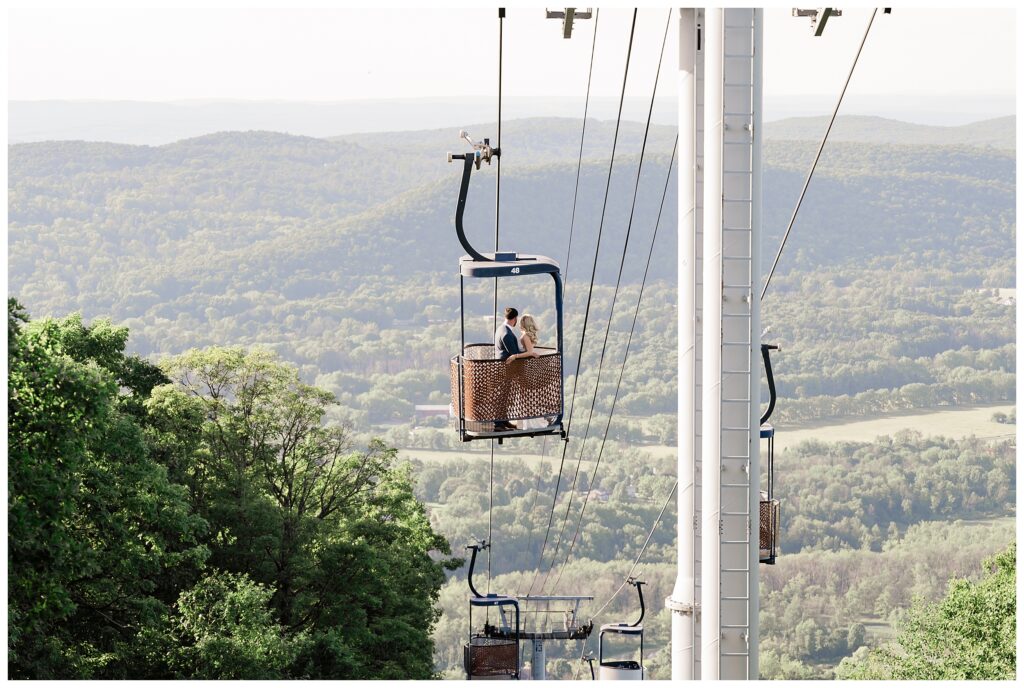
[517,332,550,430]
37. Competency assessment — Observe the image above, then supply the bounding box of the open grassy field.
[399,404,1015,465]
[775,404,1016,454]
[634,444,676,458]
[399,442,671,469]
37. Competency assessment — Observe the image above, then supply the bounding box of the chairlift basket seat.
[760,419,779,565]
[464,635,518,679]
[759,495,780,564]
[451,344,562,434]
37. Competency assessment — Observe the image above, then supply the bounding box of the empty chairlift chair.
[760,343,781,564]
[598,579,646,680]
[463,542,520,680]
[447,133,565,443]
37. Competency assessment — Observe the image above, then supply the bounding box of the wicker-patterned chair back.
[464,636,518,678]
[451,343,562,425]
[759,498,780,562]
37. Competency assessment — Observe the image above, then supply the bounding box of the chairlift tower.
[668,8,765,680]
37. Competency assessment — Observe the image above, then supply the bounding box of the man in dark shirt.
[492,307,521,429]
[494,307,521,360]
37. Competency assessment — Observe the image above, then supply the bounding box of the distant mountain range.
[9,98,1015,146]
[765,115,1015,150]
[8,98,675,146]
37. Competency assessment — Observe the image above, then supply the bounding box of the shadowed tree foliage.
[157,346,462,679]
[8,304,459,679]
[169,571,304,679]
[7,300,208,678]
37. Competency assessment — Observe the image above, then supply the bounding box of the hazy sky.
[8,6,1016,103]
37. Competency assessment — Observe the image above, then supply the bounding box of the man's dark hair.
[504,307,519,321]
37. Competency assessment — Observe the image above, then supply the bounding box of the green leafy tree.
[7,301,208,678]
[759,648,818,680]
[846,622,866,652]
[159,347,460,678]
[10,307,462,679]
[837,541,1016,680]
[170,572,304,679]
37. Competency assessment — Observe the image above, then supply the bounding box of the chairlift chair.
[598,579,646,680]
[760,344,781,564]
[447,132,566,444]
[464,542,521,680]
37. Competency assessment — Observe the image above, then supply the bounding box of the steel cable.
[526,8,639,598]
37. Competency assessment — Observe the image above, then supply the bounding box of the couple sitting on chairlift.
[493,306,549,431]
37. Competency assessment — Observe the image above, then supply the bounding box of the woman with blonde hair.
[517,314,541,358]
[508,313,548,430]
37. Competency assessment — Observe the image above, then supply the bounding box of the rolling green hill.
[9,117,1014,322]
[8,117,1015,426]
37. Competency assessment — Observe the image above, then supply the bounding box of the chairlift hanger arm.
[628,578,645,627]
[451,156,488,262]
[466,541,488,597]
[583,652,596,679]
[760,344,779,426]
[448,132,501,263]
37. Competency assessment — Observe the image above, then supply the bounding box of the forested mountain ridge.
[10,117,1013,427]
[9,117,1014,323]
[337,114,1016,159]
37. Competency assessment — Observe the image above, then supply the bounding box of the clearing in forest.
[776,404,1015,453]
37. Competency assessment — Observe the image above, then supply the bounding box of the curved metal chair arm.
[760,344,779,426]
[628,578,646,627]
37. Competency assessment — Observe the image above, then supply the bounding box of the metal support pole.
[669,6,698,682]
[748,10,764,680]
[531,638,546,680]
[700,7,724,680]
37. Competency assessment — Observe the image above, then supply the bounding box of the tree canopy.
[8,301,458,679]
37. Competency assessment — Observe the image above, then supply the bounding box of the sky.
[8,7,1016,103]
